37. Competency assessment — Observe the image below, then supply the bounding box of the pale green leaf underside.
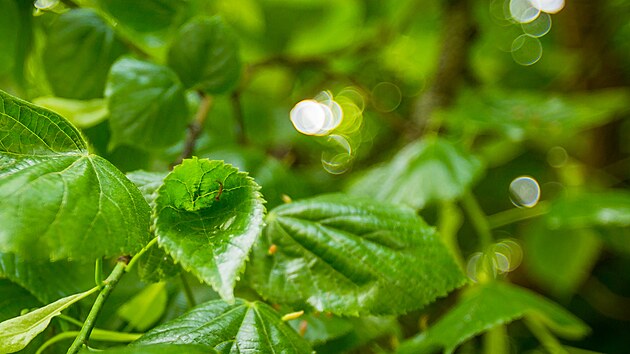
[81,344,215,354]
[0,287,96,353]
[117,282,168,331]
[106,57,189,150]
[546,191,630,229]
[398,282,590,354]
[347,138,483,209]
[248,194,467,316]
[0,89,150,261]
[134,299,312,353]
[155,157,265,302]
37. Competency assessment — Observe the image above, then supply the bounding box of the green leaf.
[81,344,215,354]
[546,191,630,230]
[397,282,590,354]
[248,194,466,316]
[0,0,20,76]
[523,221,602,297]
[167,16,241,94]
[42,9,126,99]
[117,282,168,331]
[0,287,97,353]
[106,57,189,150]
[287,313,354,345]
[155,157,265,302]
[0,280,41,322]
[0,89,151,261]
[316,316,401,353]
[0,252,93,304]
[32,96,108,128]
[347,138,483,209]
[126,170,181,283]
[134,299,313,353]
[97,0,187,33]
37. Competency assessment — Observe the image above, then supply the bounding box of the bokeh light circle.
[511,34,543,65]
[522,12,552,37]
[509,176,541,208]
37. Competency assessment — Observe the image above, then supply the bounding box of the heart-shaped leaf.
[248,194,466,316]
[0,89,150,261]
[134,299,312,353]
[155,157,265,302]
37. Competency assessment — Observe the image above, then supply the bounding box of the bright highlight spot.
[290,100,330,136]
[509,176,541,208]
[530,0,565,14]
[34,0,59,9]
[467,239,523,283]
[510,0,541,24]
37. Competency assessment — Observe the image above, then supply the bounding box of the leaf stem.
[461,192,493,249]
[39,328,142,354]
[523,316,568,354]
[94,257,103,288]
[125,237,158,273]
[487,201,551,229]
[180,273,197,308]
[66,262,127,354]
[230,91,248,145]
[172,92,213,167]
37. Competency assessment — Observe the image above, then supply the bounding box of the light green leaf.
[397,282,590,354]
[347,138,483,209]
[117,282,168,331]
[96,0,187,33]
[0,287,97,353]
[524,221,602,297]
[0,89,151,261]
[167,16,241,94]
[155,157,265,302]
[134,299,313,353]
[0,252,93,304]
[126,170,181,283]
[32,96,108,128]
[42,9,126,99]
[248,194,466,316]
[81,344,215,354]
[106,57,189,150]
[546,191,630,230]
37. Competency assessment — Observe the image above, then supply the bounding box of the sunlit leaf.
[0,90,150,261]
[117,282,168,331]
[398,282,590,354]
[0,287,96,353]
[155,157,265,302]
[347,138,483,209]
[167,16,241,94]
[248,194,466,315]
[106,57,189,150]
[32,96,108,128]
[134,299,312,353]
[42,9,126,99]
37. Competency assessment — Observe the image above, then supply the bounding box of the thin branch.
[230,91,248,145]
[172,92,213,168]
[180,273,197,308]
[461,192,493,250]
[487,201,551,229]
[66,262,127,354]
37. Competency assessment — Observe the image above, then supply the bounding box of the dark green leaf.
[0,0,20,76]
[0,280,41,322]
[106,57,189,150]
[398,282,590,354]
[0,252,93,304]
[97,0,187,33]
[347,138,483,209]
[248,194,466,316]
[155,157,265,302]
[167,17,241,94]
[0,89,150,261]
[0,287,97,353]
[288,313,354,345]
[43,9,126,99]
[81,344,215,354]
[134,299,313,353]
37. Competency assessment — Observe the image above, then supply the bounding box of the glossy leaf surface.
[248,194,466,315]
[42,9,126,99]
[106,57,189,150]
[347,138,483,209]
[167,16,241,94]
[0,287,96,353]
[155,157,265,302]
[398,282,590,354]
[134,299,312,353]
[0,90,150,260]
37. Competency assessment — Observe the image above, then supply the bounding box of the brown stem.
[172,92,213,168]
[230,91,248,145]
[411,0,476,137]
